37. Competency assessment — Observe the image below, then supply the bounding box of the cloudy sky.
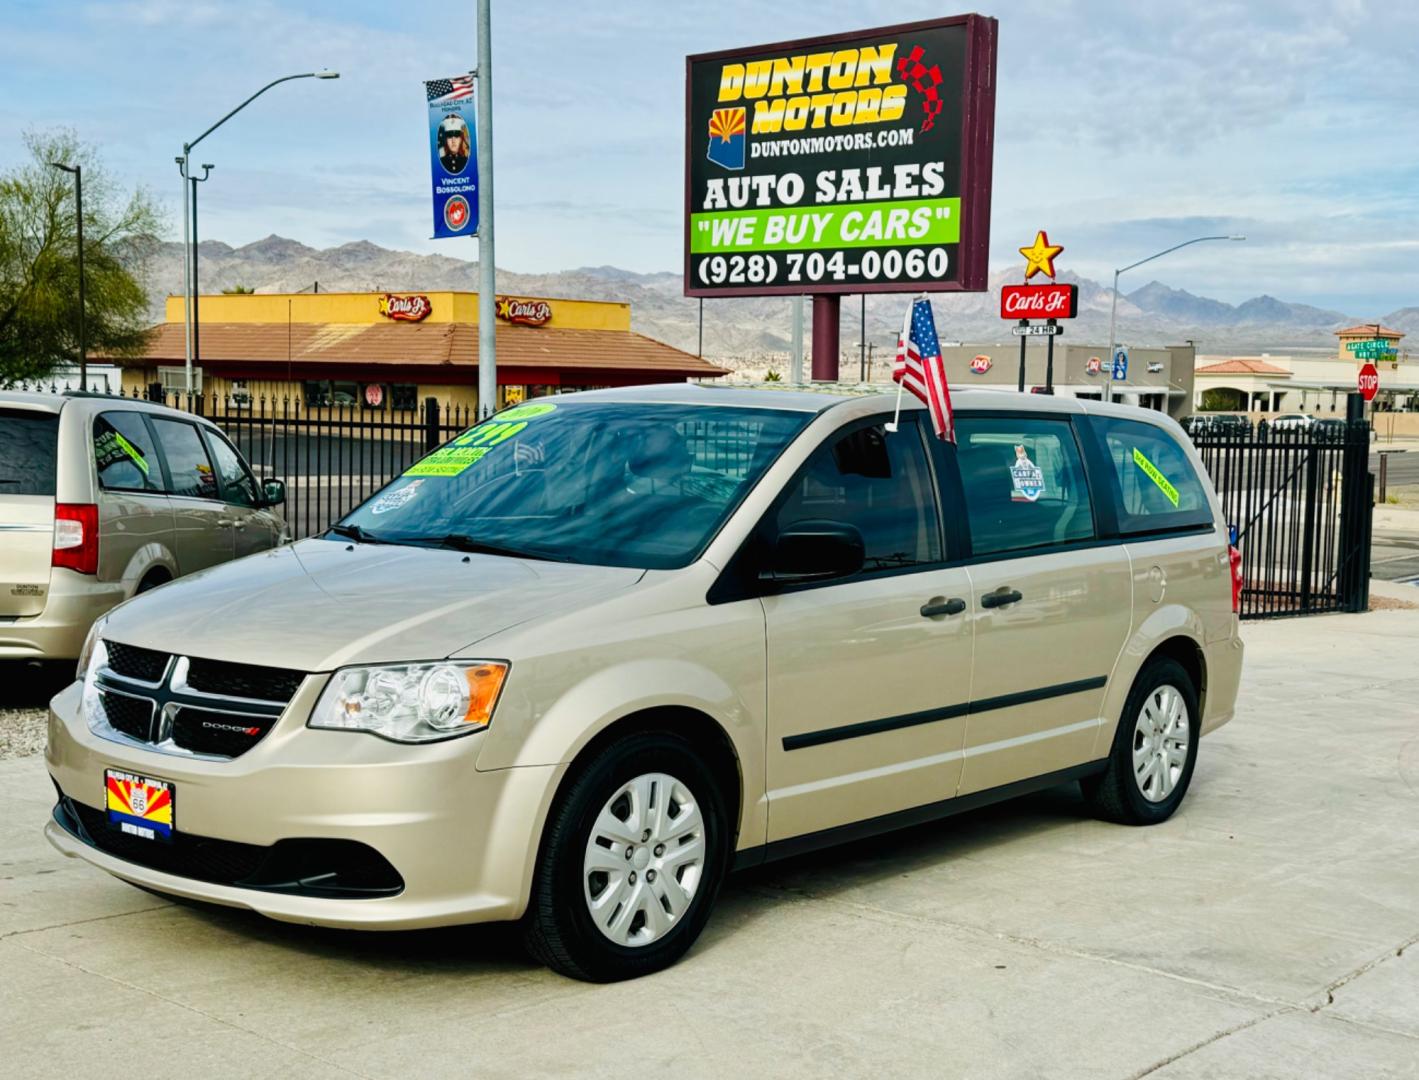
[2,0,1415,314]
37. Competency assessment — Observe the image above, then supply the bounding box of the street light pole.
[49,162,85,389]
[190,164,213,376]
[476,0,497,418]
[179,70,339,394]
[1103,234,1245,404]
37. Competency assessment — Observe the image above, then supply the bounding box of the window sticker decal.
[405,420,531,477]
[1009,445,1045,502]
[497,402,556,422]
[1131,447,1180,507]
[95,429,150,475]
[370,479,424,514]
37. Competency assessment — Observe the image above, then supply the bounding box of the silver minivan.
[48,386,1244,981]
[1,390,286,660]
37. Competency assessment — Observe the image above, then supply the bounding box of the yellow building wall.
[162,291,630,331]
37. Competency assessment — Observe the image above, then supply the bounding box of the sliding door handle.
[980,588,1023,609]
[920,597,967,618]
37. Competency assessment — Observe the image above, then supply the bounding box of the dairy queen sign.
[969,354,992,374]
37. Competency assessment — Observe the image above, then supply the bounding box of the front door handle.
[980,588,1023,609]
[920,597,967,618]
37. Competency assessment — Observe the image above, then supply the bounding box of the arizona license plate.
[105,768,175,842]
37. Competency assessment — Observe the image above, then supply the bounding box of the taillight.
[1228,544,1243,614]
[53,503,99,575]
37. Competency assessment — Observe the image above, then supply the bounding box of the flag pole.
[885,298,916,433]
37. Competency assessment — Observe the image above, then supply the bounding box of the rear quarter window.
[0,408,60,496]
[1090,416,1214,534]
[94,411,162,493]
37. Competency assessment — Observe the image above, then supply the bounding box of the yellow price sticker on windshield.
[1132,447,1179,507]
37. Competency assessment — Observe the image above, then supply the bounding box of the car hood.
[100,538,645,672]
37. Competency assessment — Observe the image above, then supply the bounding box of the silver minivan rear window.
[0,408,60,496]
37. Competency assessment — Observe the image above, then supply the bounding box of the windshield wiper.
[325,523,389,545]
[429,533,570,562]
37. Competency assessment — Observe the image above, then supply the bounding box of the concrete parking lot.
[4,607,1419,1079]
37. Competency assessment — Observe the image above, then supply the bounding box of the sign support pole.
[1044,318,1057,394]
[475,0,496,419]
[790,296,804,383]
[811,295,839,382]
[1017,320,1027,392]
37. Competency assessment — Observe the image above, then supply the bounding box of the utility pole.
[476,0,497,417]
[49,162,85,388]
[859,294,866,382]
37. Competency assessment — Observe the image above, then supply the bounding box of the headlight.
[81,636,109,732]
[77,616,108,681]
[308,661,508,743]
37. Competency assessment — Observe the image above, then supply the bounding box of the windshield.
[337,400,811,569]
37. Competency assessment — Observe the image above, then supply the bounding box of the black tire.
[1083,658,1200,826]
[523,731,730,982]
[136,571,170,594]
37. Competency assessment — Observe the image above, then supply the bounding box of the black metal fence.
[142,391,473,540]
[1191,418,1373,618]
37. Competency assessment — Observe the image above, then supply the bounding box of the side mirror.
[760,519,865,585]
[262,478,287,508]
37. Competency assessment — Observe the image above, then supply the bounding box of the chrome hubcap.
[583,772,705,947]
[1132,684,1190,803]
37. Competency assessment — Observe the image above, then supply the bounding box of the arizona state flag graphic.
[105,770,174,841]
[707,107,746,170]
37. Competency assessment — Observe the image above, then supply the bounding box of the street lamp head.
[202,163,215,170]
[49,161,78,174]
[314,70,340,79]
[1228,235,1247,241]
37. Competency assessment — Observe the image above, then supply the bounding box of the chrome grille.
[92,646,307,761]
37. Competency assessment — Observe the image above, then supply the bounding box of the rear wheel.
[136,570,170,594]
[1083,658,1199,825]
[524,731,729,981]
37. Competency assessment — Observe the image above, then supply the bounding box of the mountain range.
[148,236,1416,362]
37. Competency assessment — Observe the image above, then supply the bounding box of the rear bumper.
[45,680,565,929]
[1201,633,1244,735]
[0,572,125,660]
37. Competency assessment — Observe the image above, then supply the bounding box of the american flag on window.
[893,297,956,442]
[426,75,474,103]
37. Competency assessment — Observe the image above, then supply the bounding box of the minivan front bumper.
[45,680,564,929]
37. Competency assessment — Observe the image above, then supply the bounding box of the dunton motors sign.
[685,15,999,298]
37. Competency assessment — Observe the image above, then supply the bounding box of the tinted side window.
[1093,417,1212,533]
[151,419,219,500]
[0,409,59,496]
[206,433,259,507]
[774,420,941,572]
[956,416,1095,557]
[94,412,161,493]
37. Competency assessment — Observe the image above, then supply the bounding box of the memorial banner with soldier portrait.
[426,74,479,239]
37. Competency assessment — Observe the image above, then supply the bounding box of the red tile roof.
[125,321,727,377]
[1335,325,1404,339]
[1195,358,1291,375]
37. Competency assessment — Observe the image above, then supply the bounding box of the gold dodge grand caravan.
[47,386,1244,981]
[2,390,286,661]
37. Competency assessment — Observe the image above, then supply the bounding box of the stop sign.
[1358,363,1380,402]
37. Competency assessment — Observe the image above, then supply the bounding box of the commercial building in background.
[117,291,726,411]
[926,341,1195,418]
[1192,324,1414,415]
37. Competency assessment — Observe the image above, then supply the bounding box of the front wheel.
[1083,658,1200,825]
[524,731,730,981]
